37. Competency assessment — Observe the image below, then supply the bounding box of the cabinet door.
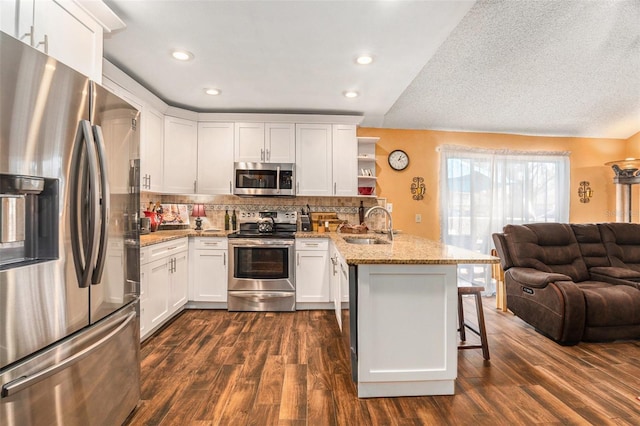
[139,262,150,340]
[170,251,189,311]
[33,0,104,81]
[163,116,197,194]
[141,106,164,192]
[295,124,332,196]
[332,125,358,196]
[329,246,342,330]
[295,250,330,303]
[192,249,228,302]
[1,0,33,41]
[265,123,295,163]
[147,257,170,328]
[197,122,234,194]
[234,122,265,162]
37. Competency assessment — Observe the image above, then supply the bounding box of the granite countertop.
[140,229,233,247]
[141,229,498,265]
[296,232,498,265]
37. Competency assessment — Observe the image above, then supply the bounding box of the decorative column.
[605,159,640,223]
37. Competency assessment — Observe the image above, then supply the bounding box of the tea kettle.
[257,216,275,233]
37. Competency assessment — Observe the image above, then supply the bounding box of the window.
[439,145,570,290]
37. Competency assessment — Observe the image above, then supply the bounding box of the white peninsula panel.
[357,264,457,397]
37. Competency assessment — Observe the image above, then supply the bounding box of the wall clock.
[388,149,409,171]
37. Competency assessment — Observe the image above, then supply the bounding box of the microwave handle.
[276,166,280,194]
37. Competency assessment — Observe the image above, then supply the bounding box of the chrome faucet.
[365,206,393,241]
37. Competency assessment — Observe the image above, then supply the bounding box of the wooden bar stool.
[457,284,490,360]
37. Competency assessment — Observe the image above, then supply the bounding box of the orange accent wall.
[627,131,640,157]
[357,127,628,241]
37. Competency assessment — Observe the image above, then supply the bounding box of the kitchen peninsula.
[142,229,497,398]
[298,231,498,398]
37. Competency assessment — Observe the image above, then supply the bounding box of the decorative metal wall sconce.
[578,181,593,203]
[411,177,425,201]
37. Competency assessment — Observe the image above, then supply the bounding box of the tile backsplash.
[140,193,385,231]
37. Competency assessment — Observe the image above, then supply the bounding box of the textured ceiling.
[383,0,640,139]
[103,0,640,139]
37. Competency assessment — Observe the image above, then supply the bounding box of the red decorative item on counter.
[144,210,160,232]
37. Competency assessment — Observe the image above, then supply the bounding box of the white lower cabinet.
[190,237,228,303]
[139,237,189,341]
[295,239,330,307]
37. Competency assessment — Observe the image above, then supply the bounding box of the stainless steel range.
[228,211,297,311]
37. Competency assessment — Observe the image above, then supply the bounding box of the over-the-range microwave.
[233,162,295,196]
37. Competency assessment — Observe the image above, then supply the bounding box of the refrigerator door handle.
[0,311,137,398]
[69,120,100,288]
[91,125,110,284]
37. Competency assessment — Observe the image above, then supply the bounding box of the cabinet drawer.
[193,237,228,250]
[295,239,329,251]
[147,237,188,262]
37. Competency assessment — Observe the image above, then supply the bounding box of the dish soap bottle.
[224,210,230,230]
[359,200,365,224]
[231,209,237,230]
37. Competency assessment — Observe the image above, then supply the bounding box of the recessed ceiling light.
[344,91,359,98]
[171,50,193,61]
[205,88,221,96]
[356,55,373,65]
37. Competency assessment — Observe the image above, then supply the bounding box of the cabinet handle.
[334,182,337,195]
[229,181,232,194]
[296,182,299,194]
[36,34,48,54]
[297,252,300,266]
[261,149,265,161]
[194,180,197,193]
[148,174,151,189]
[305,243,319,247]
[266,149,270,161]
[223,252,226,266]
[21,25,34,46]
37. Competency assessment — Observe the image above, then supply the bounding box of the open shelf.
[357,136,378,196]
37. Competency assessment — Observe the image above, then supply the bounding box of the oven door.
[228,239,295,291]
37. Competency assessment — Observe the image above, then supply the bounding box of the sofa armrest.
[508,267,573,288]
[590,266,640,280]
[590,267,640,288]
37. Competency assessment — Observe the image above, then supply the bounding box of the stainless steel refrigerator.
[0,31,141,425]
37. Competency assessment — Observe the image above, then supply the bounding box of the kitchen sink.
[343,237,390,245]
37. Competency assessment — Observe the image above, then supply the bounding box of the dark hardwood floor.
[125,297,640,425]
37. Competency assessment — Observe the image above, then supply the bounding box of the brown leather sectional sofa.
[493,223,640,345]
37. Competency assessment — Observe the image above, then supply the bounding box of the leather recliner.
[493,223,640,345]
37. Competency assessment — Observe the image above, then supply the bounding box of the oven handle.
[228,239,294,247]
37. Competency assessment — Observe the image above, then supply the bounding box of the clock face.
[388,150,409,171]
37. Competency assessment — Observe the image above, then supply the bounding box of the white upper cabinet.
[332,124,358,196]
[197,122,234,194]
[1,0,106,81]
[235,122,295,163]
[163,116,198,194]
[140,106,164,192]
[265,123,295,163]
[295,123,357,196]
[234,122,265,162]
[295,124,333,196]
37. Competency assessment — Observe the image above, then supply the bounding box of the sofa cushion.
[599,223,640,273]
[571,224,609,268]
[577,282,640,327]
[503,223,590,282]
